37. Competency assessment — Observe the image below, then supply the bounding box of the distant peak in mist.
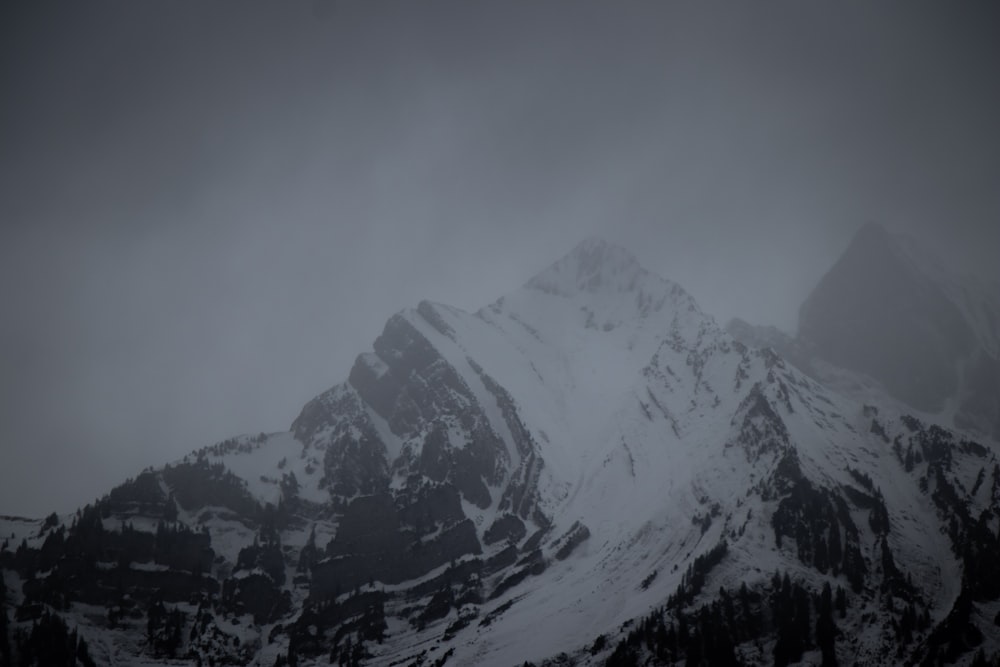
[526,237,647,295]
[570,236,639,263]
[854,220,891,241]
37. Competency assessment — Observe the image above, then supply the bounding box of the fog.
[1,1,998,516]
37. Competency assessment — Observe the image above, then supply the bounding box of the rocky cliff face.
[2,238,999,667]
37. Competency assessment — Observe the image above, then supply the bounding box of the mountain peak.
[799,219,979,414]
[843,221,903,262]
[525,237,647,297]
[853,220,891,244]
[570,236,640,265]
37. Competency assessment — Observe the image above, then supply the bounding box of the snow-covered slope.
[3,238,999,667]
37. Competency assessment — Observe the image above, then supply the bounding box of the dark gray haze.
[2,1,998,517]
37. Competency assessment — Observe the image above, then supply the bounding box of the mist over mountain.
[5,0,1000,522]
[732,222,1000,442]
[3,237,999,666]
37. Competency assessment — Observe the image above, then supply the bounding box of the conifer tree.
[816,582,838,667]
[0,575,10,667]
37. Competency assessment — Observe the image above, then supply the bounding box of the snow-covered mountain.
[3,238,1000,666]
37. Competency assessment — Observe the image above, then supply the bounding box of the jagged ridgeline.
[2,238,1000,666]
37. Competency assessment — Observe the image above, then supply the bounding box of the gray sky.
[2,1,998,517]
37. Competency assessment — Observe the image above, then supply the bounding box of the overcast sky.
[1,1,998,517]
